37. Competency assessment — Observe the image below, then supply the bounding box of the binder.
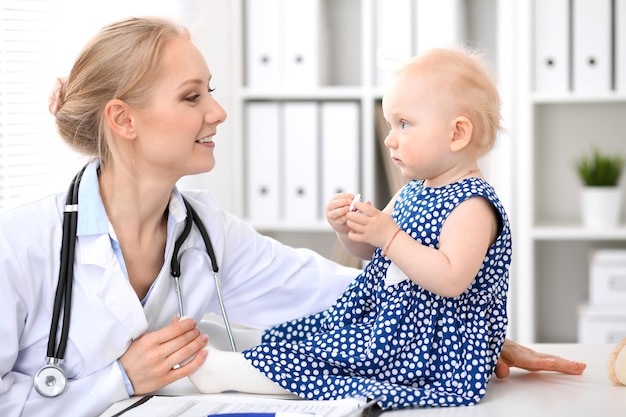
[282,0,326,87]
[374,0,412,87]
[282,102,319,221]
[532,0,570,93]
[320,101,360,205]
[572,0,612,93]
[415,0,465,54]
[245,102,281,221]
[245,0,324,88]
[617,0,626,93]
[245,0,282,88]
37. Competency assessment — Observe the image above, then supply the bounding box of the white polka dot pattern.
[243,178,511,410]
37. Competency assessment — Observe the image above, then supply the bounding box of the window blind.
[0,0,191,211]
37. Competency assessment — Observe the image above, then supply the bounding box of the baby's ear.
[607,336,626,386]
[449,116,473,152]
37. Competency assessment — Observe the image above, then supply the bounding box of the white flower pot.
[581,186,622,228]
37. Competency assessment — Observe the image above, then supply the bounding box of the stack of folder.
[244,101,360,224]
[375,0,466,87]
[533,0,626,94]
[245,0,327,88]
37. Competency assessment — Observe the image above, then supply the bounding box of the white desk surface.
[102,344,626,417]
[387,343,625,417]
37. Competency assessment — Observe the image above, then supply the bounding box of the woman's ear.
[449,116,473,153]
[104,99,137,140]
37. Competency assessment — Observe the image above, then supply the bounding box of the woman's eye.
[208,87,215,94]
[185,93,201,102]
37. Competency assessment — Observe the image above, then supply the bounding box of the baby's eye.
[400,121,408,129]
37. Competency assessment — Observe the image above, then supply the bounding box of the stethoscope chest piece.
[34,358,67,397]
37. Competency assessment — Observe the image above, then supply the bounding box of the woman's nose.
[205,96,228,126]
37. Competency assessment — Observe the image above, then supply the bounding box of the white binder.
[246,0,324,88]
[572,0,612,93]
[415,0,465,54]
[245,0,282,88]
[282,0,326,87]
[617,0,626,93]
[320,102,360,205]
[282,102,319,221]
[375,0,413,87]
[245,102,281,221]
[532,0,570,93]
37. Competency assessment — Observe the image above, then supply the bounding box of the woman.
[0,16,584,417]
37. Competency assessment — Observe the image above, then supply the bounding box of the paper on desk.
[117,394,366,417]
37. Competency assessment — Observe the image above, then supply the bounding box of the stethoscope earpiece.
[34,360,67,397]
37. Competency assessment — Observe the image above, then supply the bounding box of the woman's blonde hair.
[52,16,189,164]
[395,47,502,156]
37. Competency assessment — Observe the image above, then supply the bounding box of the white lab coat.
[0,164,357,417]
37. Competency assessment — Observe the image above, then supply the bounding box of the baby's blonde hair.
[395,47,502,156]
[53,17,190,164]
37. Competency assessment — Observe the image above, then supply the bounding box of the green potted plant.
[576,148,624,186]
[576,148,624,228]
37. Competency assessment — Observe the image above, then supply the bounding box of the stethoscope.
[33,165,237,397]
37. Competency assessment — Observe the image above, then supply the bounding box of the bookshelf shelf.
[239,87,368,101]
[532,225,626,241]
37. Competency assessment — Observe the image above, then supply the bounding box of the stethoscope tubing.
[35,165,86,397]
[46,165,85,362]
[174,199,237,352]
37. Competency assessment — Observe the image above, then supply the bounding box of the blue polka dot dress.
[243,178,512,410]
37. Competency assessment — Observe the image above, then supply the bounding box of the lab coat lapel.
[78,233,148,338]
[142,262,175,328]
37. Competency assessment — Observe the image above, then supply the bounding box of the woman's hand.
[119,316,209,395]
[495,338,587,379]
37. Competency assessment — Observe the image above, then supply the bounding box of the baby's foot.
[188,347,290,395]
[188,348,232,393]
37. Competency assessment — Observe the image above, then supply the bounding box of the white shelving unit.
[513,1,626,343]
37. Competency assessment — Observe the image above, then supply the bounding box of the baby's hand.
[349,194,361,212]
[325,193,357,234]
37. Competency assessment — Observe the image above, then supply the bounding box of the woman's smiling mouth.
[196,136,214,144]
